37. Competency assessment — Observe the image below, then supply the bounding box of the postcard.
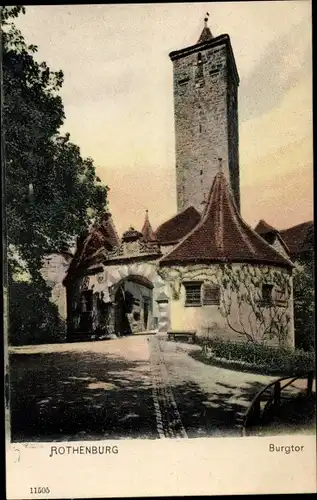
[3,2,316,498]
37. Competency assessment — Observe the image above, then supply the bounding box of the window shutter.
[203,284,220,305]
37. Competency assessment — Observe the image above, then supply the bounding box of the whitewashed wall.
[161,263,294,347]
[41,253,72,320]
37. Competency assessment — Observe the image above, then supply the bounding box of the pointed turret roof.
[141,210,155,242]
[198,15,213,43]
[160,172,292,268]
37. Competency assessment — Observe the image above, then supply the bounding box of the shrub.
[8,280,66,345]
[196,337,315,376]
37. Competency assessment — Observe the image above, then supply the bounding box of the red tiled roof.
[141,210,155,242]
[254,219,277,235]
[160,172,292,267]
[279,221,313,257]
[155,206,201,245]
[63,213,120,284]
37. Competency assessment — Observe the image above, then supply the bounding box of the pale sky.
[15,2,313,236]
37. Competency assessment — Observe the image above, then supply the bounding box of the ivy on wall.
[158,263,292,344]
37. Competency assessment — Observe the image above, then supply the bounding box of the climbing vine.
[158,263,292,344]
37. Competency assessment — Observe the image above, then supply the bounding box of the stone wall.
[172,41,239,213]
[160,263,294,346]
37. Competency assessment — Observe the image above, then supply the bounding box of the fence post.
[274,381,281,407]
[307,372,314,396]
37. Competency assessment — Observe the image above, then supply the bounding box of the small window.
[178,76,190,85]
[203,284,220,305]
[196,53,204,79]
[184,282,202,307]
[262,284,273,305]
[133,311,141,321]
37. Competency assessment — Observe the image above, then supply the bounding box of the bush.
[195,337,315,376]
[8,280,66,346]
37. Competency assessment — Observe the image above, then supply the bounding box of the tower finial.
[204,12,209,27]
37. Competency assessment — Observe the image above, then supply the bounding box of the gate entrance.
[113,276,153,336]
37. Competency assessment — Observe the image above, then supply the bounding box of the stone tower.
[169,16,240,213]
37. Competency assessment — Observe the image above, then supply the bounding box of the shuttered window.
[203,284,220,305]
[184,282,202,307]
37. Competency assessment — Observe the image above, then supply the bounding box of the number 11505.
[30,487,50,494]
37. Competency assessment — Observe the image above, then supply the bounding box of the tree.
[2,6,108,281]
[293,256,314,351]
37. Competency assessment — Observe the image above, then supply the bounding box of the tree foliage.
[2,6,108,280]
[293,256,315,351]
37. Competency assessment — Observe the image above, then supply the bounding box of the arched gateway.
[101,262,170,335]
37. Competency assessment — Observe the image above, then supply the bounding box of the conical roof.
[160,172,292,268]
[141,210,155,241]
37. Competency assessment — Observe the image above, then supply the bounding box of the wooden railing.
[242,371,315,436]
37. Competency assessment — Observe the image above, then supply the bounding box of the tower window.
[196,53,204,79]
[199,124,202,133]
[178,76,190,86]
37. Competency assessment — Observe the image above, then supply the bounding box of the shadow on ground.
[9,349,157,442]
[171,379,268,438]
[9,343,314,442]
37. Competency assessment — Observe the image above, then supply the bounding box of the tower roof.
[141,210,155,242]
[160,172,293,268]
[155,206,201,245]
[197,15,214,43]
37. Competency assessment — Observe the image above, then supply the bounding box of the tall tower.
[169,16,240,213]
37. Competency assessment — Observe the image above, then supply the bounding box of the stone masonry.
[170,34,240,213]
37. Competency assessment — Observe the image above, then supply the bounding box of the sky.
[15,2,313,236]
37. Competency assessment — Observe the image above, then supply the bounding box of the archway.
[113,275,154,336]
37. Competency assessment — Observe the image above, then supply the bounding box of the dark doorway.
[143,298,150,329]
[79,290,93,334]
[113,277,153,336]
[114,287,133,336]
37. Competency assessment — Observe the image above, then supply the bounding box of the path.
[9,335,309,441]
